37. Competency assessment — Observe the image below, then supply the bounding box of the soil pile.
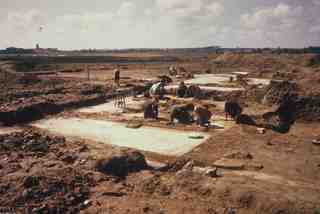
[262,81,320,121]
[0,80,110,125]
[0,130,152,213]
[95,149,147,177]
[262,81,299,105]
[294,95,320,121]
[0,130,94,213]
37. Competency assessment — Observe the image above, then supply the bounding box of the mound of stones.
[262,81,299,105]
[262,81,320,121]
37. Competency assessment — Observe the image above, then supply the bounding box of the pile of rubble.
[0,130,94,213]
[0,130,151,213]
[262,81,299,105]
[262,81,320,121]
[0,80,111,125]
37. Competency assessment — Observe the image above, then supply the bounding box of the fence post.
[87,64,90,81]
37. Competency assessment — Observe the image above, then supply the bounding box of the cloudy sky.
[1,0,320,49]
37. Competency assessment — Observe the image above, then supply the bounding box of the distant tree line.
[0,47,34,54]
[1,46,320,55]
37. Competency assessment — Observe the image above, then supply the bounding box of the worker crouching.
[194,105,212,127]
[149,80,166,99]
[176,81,188,98]
[143,97,159,119]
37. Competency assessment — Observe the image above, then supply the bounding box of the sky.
[0,0,320,49]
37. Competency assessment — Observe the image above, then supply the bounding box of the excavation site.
[1,50,320,214]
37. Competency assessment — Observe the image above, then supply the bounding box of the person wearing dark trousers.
[176,81,188,98]
[194,105,212,127]
[224,100,242,121]
[143,97,159,119]
[114,68,120,87]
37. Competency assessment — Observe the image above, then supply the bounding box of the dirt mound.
[304,54,320,67]
[95,149,147,177]
[294,95,320,121]
[262,81,299,105]
[0,130,95,213]
[261,81,320,121]
[1,168,92,213]
[212,53,286,71]
[0,130,65,153]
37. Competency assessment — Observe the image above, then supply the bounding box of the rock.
[83,200,92,207]
[146,160,167,171]
[213,158,245,170]
[32,204,47,213]
[126,122,143,129]
[246,163,264,171]
[182,161,196,170]
[95,154,129,177]
[227,208,237,214]
[125,150,148,171]
[78,145,89,153]
[23,176,39,188]
[257,128,266,134]
[61,154,77,164]
[193,166,219,178]
[167,158,192,172]
[180,161,220,178]
[95,149,147,177]
[204,168,219,177]
[43,161,61,168]
[51,136,66,145]
[312,139,320,145]
[223,151,253,160]
[29,142,49,153]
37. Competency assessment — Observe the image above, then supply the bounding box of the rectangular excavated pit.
[185,74,236,85]
[184,74,272,87]
[78,97,144,114]
[166,85,244,92]
[33,118,210,156]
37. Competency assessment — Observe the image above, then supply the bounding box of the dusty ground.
[1,53,320,213]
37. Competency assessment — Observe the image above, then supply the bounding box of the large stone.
[213,158,245,170]
[23,176,40,188]
[95,149,147,177]
[95,153,129,177]
[146,160,167,171]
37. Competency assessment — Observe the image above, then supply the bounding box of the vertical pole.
[87,64,90,81]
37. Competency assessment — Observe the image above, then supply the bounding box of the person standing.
[114,66,120,87]
[143,97,159,119]
[149,80,166,99]
[176,81,188,98]
[224,99,242,121]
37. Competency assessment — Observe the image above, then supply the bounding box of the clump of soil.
[95,149,148,177]
[0,130,94,213]
[261,81,320,121]
[262,81,299,105]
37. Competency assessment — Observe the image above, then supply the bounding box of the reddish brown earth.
[1,53,320,213]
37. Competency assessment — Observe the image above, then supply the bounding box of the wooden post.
[87,64,90,81]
